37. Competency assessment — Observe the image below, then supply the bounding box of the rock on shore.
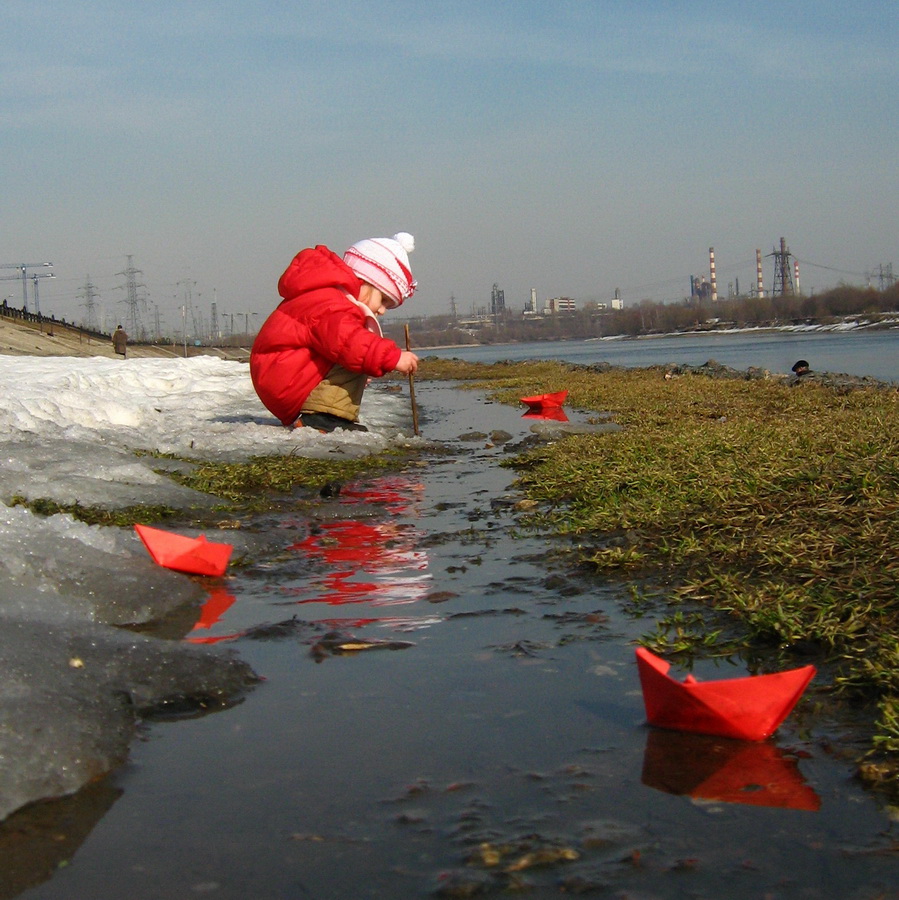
[0,616,257,823]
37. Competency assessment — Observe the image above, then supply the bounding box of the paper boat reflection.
[636,647,815,741]
[642,729,820,810]
[184,588,244,644]
[135,524,233,577]
[186,597,243,644]
[192,588,238,631]
[284,475,432,616]
[519,389,569,410]
[522,407,569,422]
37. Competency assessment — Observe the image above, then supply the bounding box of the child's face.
[359,284,396,316]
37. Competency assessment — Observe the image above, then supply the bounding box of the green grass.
[171,450,404,503]
[9,496,181,527]
[14,450,407,524]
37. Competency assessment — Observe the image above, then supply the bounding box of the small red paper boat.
[519,389,568,410]
[635,647,815,742]
[135,524,233,577]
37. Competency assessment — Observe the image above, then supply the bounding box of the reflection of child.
[251,233,419,432]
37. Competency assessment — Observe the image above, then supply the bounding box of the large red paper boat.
[635,646,815,741]
[135,524,233,577]
[519,389,568,410]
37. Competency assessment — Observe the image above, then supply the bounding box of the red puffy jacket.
[250,245,402,425]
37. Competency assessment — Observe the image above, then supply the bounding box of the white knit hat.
[343,232,417,307]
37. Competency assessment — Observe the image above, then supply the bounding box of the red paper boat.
[519,389,569,410]
[135,524,233,577]
[635,647,815,742]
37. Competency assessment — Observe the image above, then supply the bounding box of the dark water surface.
[13,384,899,899]
[427,328,899,383]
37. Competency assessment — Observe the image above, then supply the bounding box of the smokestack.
[756,248,765,298]
[794,260,800,295]
[709,247,718,302]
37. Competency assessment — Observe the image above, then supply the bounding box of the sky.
[2,1,896,337]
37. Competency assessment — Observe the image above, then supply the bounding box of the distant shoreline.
[583,318,899,342]
[405,316,899,351]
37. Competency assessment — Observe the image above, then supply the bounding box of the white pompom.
[393,232,415,254]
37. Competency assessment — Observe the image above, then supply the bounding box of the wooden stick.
[404,323,420,436]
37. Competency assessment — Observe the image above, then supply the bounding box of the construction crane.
[29,272,56,315]
[0,262,53,311]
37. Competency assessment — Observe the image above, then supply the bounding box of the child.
[250,232,419,432]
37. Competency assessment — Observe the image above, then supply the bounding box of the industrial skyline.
[3,236,892,340]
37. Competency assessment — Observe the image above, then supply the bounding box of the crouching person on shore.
[250,233,419,433]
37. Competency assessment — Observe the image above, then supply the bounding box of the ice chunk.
[0,615,257,822]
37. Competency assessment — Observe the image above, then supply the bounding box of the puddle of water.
[11,384,899,900]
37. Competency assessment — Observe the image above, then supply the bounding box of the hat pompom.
[394,232,415,254]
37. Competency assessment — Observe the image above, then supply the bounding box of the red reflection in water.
[184,475,434,642]
[186,588,243,644]
[641,729,820,810]
[521,408,569,422]
[192,587,237,629]
[285,475,432,610]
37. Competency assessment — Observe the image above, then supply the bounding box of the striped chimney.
[709,247,718,302]
[794,260,800,295]
[756,249,765,298]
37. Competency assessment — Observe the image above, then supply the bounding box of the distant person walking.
[112,325,128,358]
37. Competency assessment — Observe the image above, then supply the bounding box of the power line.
[793,257,866,278]
[115,255,147,339]
[77,276,102,331]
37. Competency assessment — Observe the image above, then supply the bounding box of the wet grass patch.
[170,450,405,505]
[11,450,409,526]
[9,495,182,527]
[421,359,899,770]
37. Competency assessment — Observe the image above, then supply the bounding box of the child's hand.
[395,351,419,374]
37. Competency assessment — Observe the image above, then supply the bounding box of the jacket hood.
[278,245,361,302]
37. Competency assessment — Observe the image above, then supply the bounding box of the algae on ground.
[172,451,404,504]
[13,451,406,524]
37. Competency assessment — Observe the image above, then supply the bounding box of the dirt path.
[0,315,250,361]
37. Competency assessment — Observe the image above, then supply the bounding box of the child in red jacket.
[250,232,420,432]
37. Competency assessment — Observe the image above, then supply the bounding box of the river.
[7,355,899,898]
[426,327,899,383]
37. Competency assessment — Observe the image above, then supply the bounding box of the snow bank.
[0,354,414,822]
